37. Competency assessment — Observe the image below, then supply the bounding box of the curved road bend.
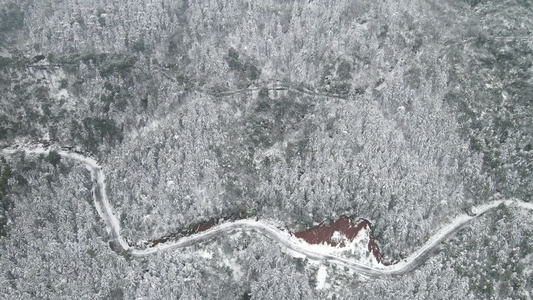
[2,146,533,277]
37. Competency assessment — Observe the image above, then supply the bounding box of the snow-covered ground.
[3,144,533,277]
[316,265,329,290]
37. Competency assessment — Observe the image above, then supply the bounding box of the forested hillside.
[1,0,532,299]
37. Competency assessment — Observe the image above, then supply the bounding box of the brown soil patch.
[294,215,389,264]
[294,216,364,246]
[145,211,251,247]
[142,213,394,265]
[146,218,218,247]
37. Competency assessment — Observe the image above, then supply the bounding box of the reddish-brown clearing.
[294,215,388,264]
[145,214,392,265]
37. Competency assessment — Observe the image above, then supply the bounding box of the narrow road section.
[2,145,533,277]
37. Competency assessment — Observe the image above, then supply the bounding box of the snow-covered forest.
[1,0,532,299]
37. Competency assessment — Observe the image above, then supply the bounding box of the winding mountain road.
[2,146,533,277]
